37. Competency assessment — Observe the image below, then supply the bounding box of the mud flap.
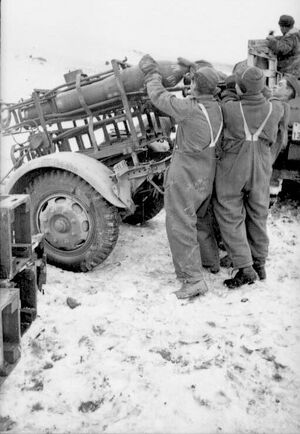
[112,176,135,214]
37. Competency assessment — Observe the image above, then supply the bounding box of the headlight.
[0,104,12,129]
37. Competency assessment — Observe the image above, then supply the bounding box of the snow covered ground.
[0,205,300,434]
[0,54,300,434]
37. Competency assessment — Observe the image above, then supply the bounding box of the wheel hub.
[37,195,91,251]
[53,216,70,233]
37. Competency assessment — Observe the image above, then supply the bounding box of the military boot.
[223,266,257,289]
[220,254,233,268]
[174,280,209,299]
[203,264,220,274]
[253,260,266,280]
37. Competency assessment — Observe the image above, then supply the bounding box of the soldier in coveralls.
[213,66,288,288]
[139,54,223,299]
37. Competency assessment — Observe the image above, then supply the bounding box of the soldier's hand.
[139,54,160,76]
[177,57,196,72]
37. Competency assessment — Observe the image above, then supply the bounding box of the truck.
[0,59,189,272]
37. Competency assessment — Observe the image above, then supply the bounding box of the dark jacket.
[267,27,300,77]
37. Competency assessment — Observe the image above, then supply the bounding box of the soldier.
[272,73,300,101]
[266,15,300,77]
[213,66,289,288]
[139,54,223,299]
[269,74,299,193]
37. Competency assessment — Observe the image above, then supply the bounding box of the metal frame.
[1,59,179,196]
[0,194,47,383]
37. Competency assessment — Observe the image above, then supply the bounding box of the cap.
[236,66,265,95]
[225,74,237,89]
[278,15,295,27]
[193,66,219,94]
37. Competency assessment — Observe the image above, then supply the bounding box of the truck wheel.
[123,176,164,225]
[26,170,119,271]
[279,179,300,202]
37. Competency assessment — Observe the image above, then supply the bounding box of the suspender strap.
[239,102,273,142]
[198,103,223,148]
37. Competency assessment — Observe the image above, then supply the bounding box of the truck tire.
[26,170,119,271]
[123,176,164,225]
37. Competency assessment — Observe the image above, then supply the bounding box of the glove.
[177,57,197,87]
[177,57,196,72]
[139,54,160,77]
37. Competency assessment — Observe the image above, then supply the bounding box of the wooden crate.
[248,39,275,59]
[247,39,278,88]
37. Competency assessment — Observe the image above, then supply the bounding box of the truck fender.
[3,152,130,209]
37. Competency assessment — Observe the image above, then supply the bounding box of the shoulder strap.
[198,103,223,148]
[239,102,273,142]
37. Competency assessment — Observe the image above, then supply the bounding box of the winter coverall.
[214,91,288,269]
[146,75,223,283]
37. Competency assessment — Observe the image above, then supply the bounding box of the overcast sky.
[1,0,299,67]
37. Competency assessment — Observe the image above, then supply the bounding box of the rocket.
[22,61,189,121]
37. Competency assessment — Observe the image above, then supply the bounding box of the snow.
[1,53,300,434]
[1,208,300,433]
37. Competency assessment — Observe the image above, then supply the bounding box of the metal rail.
[0,60,181,183]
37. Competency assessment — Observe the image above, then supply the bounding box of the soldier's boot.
[203,263,220,274]
[223,266,257,289]
[253,260,266,280]
[174,280,209,299]
[220,254,233,268]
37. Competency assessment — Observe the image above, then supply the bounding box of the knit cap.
[236,66,265,95]
[225,74,237,89]
[193,66,219,94]
[278,15,295,27]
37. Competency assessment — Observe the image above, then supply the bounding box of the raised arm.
[139,54,192,122]
[266,33,298,56]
